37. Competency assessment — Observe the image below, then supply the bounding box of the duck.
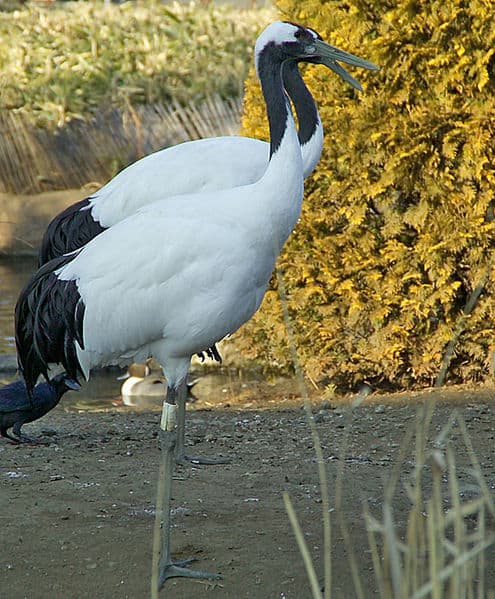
[120,358,166,399]
[120,359,200,407]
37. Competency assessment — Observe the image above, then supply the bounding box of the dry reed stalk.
[283,493,323,599]
[150,461,165,599]
[364,504,386,597]
[276,267,332,599]
[0,96,242,194]
[333,391,368,599]
[378,406,494,598]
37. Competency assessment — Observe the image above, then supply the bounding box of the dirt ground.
[1,374,495,599]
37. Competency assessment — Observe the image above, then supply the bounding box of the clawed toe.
[158,557,222,588]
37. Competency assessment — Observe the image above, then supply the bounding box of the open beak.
[313,39,379,91]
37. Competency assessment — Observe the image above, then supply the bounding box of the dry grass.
[282,396,495,598]
[284,389,495,598]
[0,0,274,127]
[0,1,275,194]
[365,407,495,598]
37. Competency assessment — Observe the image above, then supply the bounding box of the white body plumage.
[58,119,303,387]
[88,137,269,227]
[87,128,322,228]
[17,20,378,399]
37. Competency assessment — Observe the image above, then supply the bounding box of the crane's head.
[255,21,379,91]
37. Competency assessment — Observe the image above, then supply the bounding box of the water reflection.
[0,257,37,353]
[120,359,167,406]
[68,369,130,412]
[0,362,257,412]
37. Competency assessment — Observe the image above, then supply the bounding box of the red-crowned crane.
[35,27,376,467]
[15,21,378,586]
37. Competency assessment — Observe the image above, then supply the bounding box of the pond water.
[0,257,126,410]
[0,256,36,354]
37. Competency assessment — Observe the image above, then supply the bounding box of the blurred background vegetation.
[0,0,272,127]
[0,1,274,191]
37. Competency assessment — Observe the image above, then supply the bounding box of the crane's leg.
[157,386,222,589]
[175,380,230,466]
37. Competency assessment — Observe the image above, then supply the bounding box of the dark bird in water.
[0,373,80,443]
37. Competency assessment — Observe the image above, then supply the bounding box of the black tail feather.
[15,253,86,397]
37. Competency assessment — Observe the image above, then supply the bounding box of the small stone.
[41,429,57,437]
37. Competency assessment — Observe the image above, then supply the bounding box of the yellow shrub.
[238,0,495,391]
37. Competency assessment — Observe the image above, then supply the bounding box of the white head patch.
[254,21,301,74]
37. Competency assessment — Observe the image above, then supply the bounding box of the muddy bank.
[1,385,495,598]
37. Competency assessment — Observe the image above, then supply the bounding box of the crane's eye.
[294,29,304,39]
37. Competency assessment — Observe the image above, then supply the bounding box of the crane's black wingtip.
[15,253,87,402]
[38,196,105,267]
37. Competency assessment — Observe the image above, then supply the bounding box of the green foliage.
[239,0,495,390]
[0,0,274,128]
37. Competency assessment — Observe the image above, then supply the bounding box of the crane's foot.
[175,452,231,466]
[158,557,222,588]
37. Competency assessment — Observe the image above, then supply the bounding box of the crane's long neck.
[256,50,304,253]
[282,61,324,178]
[256,52,298,161]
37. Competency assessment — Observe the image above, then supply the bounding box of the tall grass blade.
[151,461,165,599]
[276,268,332,598]
[283,492,323,599]
[410,537,495,599]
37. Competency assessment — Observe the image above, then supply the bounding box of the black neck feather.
[257,44,291,158]
[282,61,318,147]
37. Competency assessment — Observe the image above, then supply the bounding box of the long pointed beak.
[313,39,379,91]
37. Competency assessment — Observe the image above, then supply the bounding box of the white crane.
[36,27,376,467]
[16,21,378,586]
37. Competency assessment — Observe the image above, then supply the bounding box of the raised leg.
[157,386,222,589]
[174,381,230,466]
